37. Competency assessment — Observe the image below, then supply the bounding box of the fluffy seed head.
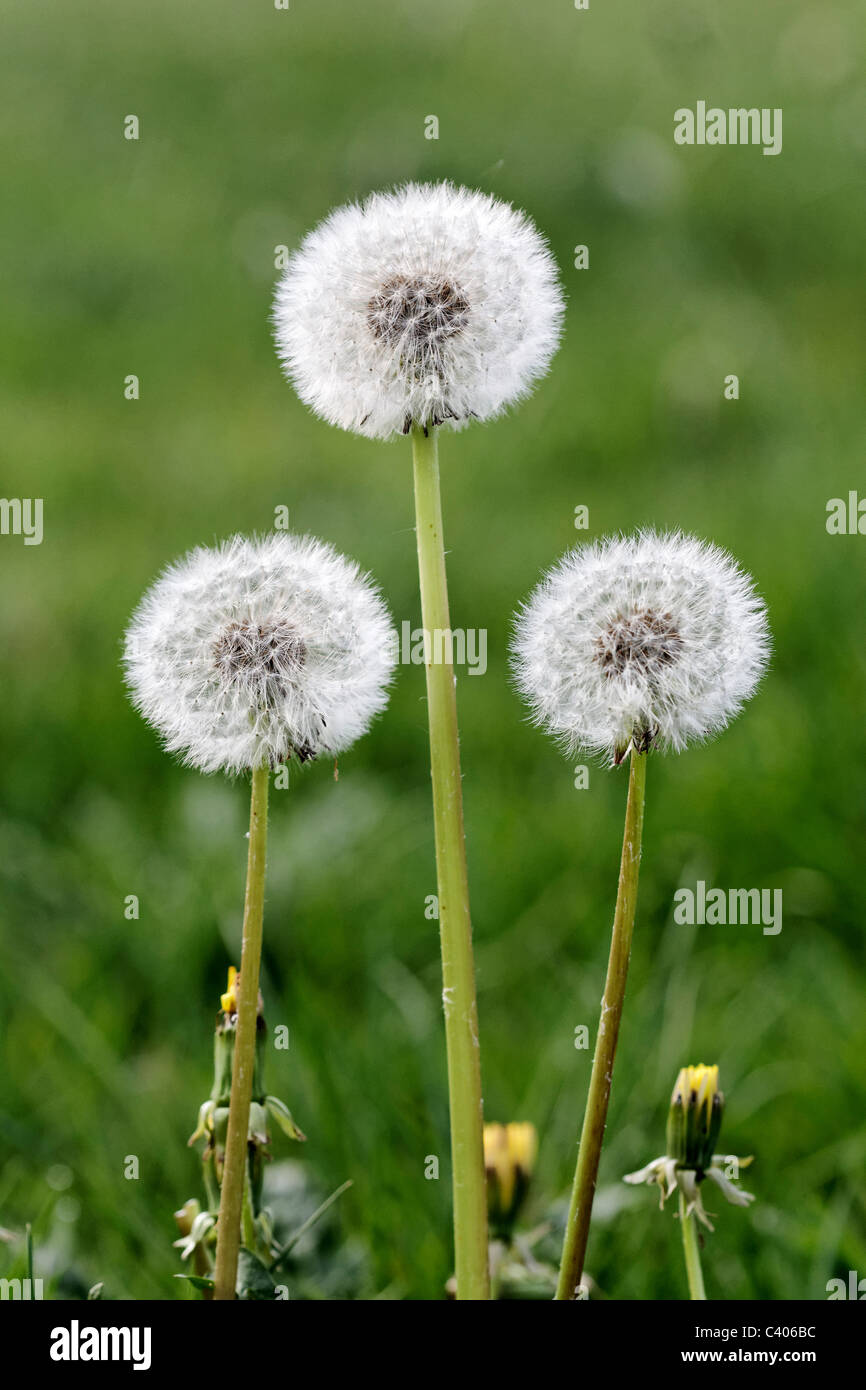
[511,530,770,764]
[272,181,565,440]
[124,533,395,775]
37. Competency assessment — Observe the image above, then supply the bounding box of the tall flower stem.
[556,747,647,1300]
[679,1190,707,1299]
[411,423,489,1301]
[213,762,270,1301]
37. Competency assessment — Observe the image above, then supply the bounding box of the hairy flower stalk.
[273,181,564,1299]
[412,421,488,1297]
[556,745,646,1300]
[679,1187,706,1300]
[512,531,769,1299]
[125,533,394,1298]
[212,764,269,1298]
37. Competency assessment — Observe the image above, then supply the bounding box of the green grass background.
[1,0,865,1299]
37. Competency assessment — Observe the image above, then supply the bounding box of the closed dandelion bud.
[189,969,305,1192]
[666,1065,723,1173]
[624,1063,754,1232]
[248,1102,270,1149]
[214,967,266,1100]
[484,1123,537,1237]
[173,1198,200,1241]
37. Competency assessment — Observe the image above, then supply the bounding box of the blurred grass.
[1,0,865,1299]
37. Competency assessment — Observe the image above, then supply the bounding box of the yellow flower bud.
[484,1122,537,1235]
[667,1064,723,1172]
[220,966,238,1015]
[625,1064,754,1233]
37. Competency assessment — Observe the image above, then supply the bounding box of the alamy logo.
[674,880,782,936]
[674,103,782,157]
[391,621,487,675]
[826,491,866,535]
[0,497,43,545]
[827,1270,866,1299]
[0,1277,43,1299]
[50,1320,152,1371]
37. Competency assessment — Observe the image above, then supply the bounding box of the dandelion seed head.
[124,533,395,775]
[272,181,565,440]
[367,275,471,351]
[593,608,684,681]
[213,618,307,691]
[511,530,770,764]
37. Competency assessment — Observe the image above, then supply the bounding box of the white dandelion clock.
[123,532,394,1300]
[529,539,770,1300]
[512,530,770,766]
[124,533,395,776]
[272,181,565,440]
[272,182,565,1298]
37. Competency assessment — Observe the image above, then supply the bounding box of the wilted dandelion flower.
[272,181,565,440]
[512,530,770,765]
[624,1065,755,1233]
[124,533,395,775]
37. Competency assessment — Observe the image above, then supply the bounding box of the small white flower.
[272,181,565,440]
[511,530,770,765]
[124,533,395,775]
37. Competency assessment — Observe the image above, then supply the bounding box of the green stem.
[679,1189,707,1299]
[241,1177,257,1256]
[213,762,270,1301]
[269,1179,354,1272]
[411,423,489,1301]
[556,747,647,1300]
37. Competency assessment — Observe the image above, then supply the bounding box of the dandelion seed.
[272,181,565,440]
